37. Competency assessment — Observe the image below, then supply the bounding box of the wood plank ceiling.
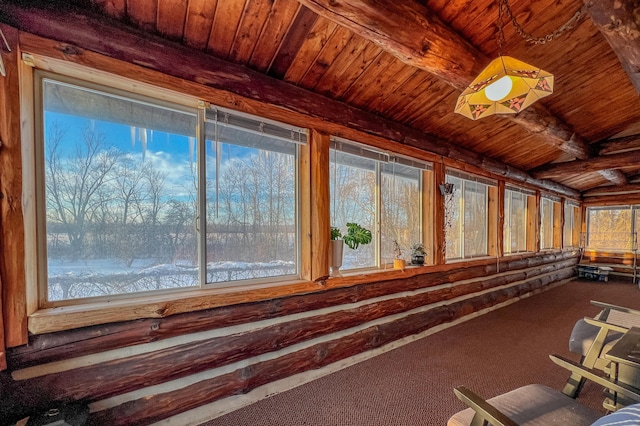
[17,0,640,193]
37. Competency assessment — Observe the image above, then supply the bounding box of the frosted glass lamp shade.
[455,56,554,120]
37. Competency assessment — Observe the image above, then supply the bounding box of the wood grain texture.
[183,0,218,49]
[1,3,580,200]
[532,151,640,179]
[3,253,577,424]
[598,135,640,155]
[8,251,577,367]
[156,0,188,40]
[0,24,27,349]
[249,0,301,72]
[587,0,640,94]
[88,268,577,425]
[296,0,592,161]
[309,130,330,281]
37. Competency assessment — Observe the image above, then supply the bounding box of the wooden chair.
[448,354,640,426]
[564,301,640,397]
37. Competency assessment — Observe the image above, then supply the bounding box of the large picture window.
[37,72,305,304]
[445,170,495,260]
[330,139,428,269]
[586,206,637,251]
[504,186,531,254]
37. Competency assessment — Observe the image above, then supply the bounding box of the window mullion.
[375,161,382,267]
[197,104,207,288]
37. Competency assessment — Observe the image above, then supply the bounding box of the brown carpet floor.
[200,279,640,425]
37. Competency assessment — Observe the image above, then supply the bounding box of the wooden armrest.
[584,317,629,333]
[453,386,518,426]
[592,301,640,318]
[550,354,640,402]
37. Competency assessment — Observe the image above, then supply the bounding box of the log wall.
[2,251,579,425]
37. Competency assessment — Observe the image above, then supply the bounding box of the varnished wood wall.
[2,251,578,424]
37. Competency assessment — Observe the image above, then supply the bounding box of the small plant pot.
[329,240,344,277]
[393,259,405,270]
[411,254,425,265]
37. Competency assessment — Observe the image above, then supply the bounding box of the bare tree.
[45,123,120,261]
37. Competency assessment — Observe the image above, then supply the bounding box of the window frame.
[586,205,638,252]
[503,186,533,254]
[33,69,307,308]
[540,196,559,250]
[329,138,431,270]
[444,169,496,261]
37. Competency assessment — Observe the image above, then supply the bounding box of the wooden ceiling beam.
[297,0,592,161]
[597,135,640,155]
[586,0,640,94]
[531,151,640,179]
[598,169,628,185]
[583,183,640,197]
[0,3,580,199]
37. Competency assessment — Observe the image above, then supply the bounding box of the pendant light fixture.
[455,0,588,120]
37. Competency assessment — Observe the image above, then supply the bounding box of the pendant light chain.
[498,0,590,45]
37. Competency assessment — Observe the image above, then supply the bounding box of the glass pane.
[330,150,376,269]
[540,198,554,249]
[381,163,421,263]
[205,122,298,283]
[445,176,462,259]
[587,207,633,250]
[43,79,198,301]
[505,190,526,253]
[463,181,488,256]
[563,205,574,247]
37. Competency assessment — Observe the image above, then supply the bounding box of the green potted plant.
[330,223,372,276]
[410,243,427,265]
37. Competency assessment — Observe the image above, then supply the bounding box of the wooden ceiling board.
[28,0,640,195]
[157,0,188,40]
[404,84,458,128]
[296,25,353,88]
[207,0,247,58]
[269,5,318,78]
[312,35,380,97]
[340,51,399,104]
[283,16,339,83]
[229,0,273,64]
[125,0,157,31]
[328,44,384,100]
[557,173,609,191]
[436,0,476,27]
[374,71,435,116]
[248,0,302,72]
[183,0,218,50]
[95,0,126,19]
[387,77,444,123]
[361,64,420,113]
